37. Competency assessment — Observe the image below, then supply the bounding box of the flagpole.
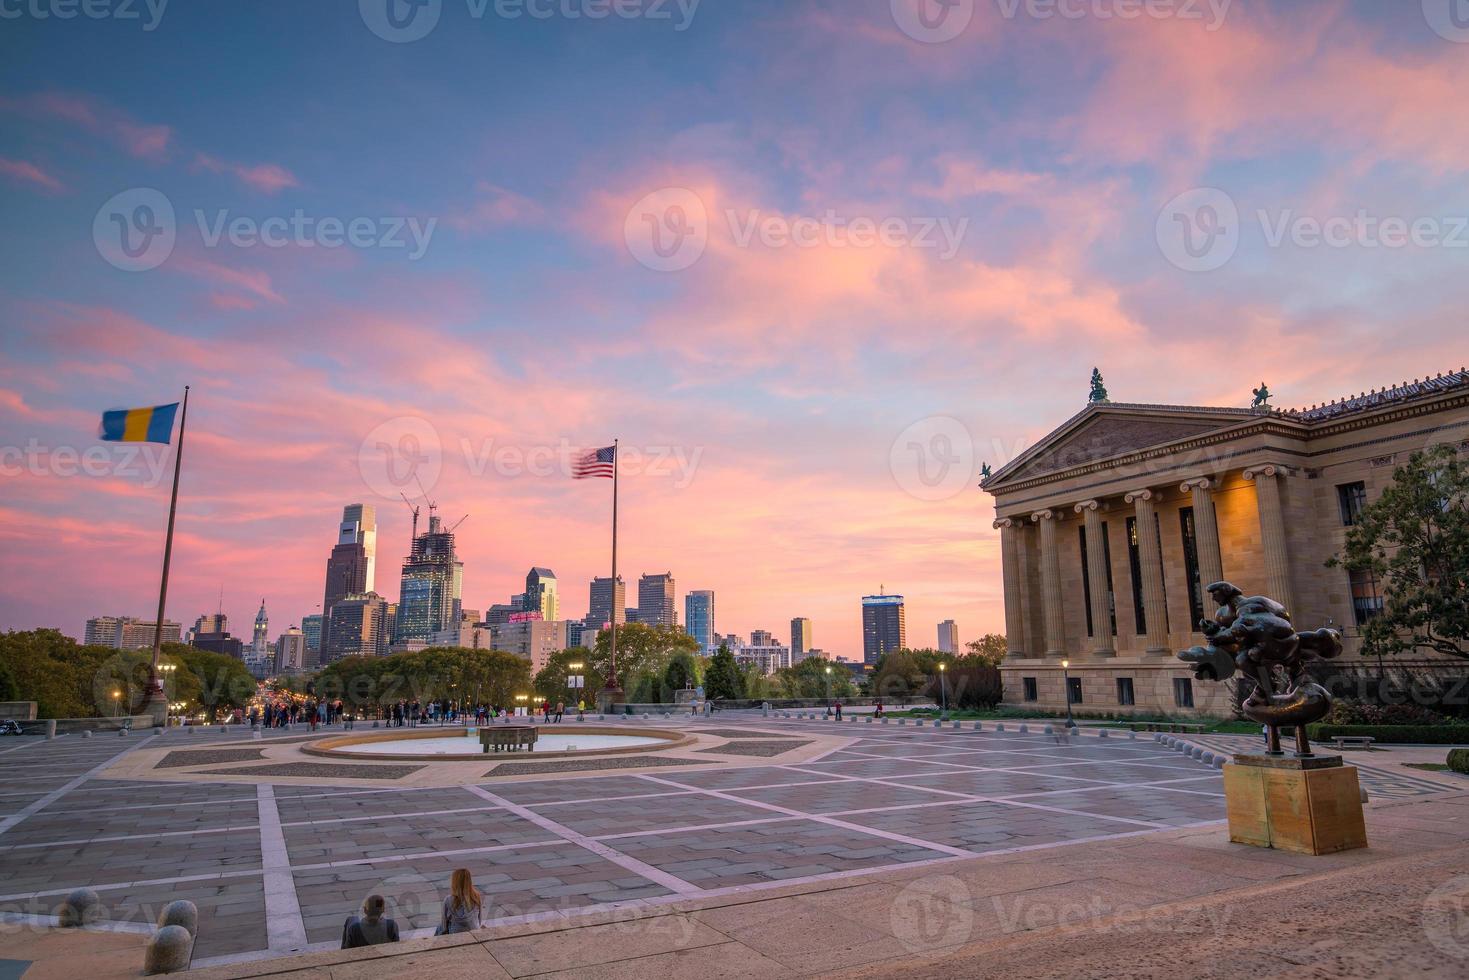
[143,386,189,723]
[606,438,621,699]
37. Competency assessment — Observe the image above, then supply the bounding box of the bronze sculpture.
[1178,582,1343,756]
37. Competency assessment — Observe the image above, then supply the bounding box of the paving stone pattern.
[7,717,1435,971]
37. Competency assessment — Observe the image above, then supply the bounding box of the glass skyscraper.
[862,593,906,664]
[394,514,463,644]
[685,590,715,652]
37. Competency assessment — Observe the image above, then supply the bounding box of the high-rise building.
[684,590,715,652]
[322,504,377,656]
[325,592,395,660]
[192,612,227,639]
[301,614,324,660]
[790,617,812,659]
[85,616,183,650]
[485,603,521,626]
[523,568,559,621]
[751,628,773,647]
[395,512,464,644]
[588,576,626,629]
[938,620,959,654]
[735,643,791,676]
[252,600,269,655]
[862,593,906,664]
[274,627,307,674]
[637,572,677,627]
[488,619,568,674]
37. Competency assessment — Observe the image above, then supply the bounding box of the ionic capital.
[1030,509,1056,523]
[1073,499,1101,514]
[1243,465,1280,481]
[1180,477,1213,493]
[993,517,1018,531]
[1123,489,1154,505]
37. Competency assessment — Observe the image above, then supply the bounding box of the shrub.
[1448,749,1469,774]
[1324,699,1449,727]
[1307,723,1469,745]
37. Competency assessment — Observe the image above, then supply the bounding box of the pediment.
[986,404,1257,488]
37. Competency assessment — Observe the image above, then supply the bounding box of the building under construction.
[393,503,465,646]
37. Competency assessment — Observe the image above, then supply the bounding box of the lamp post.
[112,689,121,718]
[1061,659,1077,730]
[938,662,948,720]
[159,663,176,727]
[514,693,528,719]
[824,665,832,709]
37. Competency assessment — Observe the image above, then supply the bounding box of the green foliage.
[1307,723,1469,744]
[964,633,1007,667]
[534,649,603,703]
[1448,748,1469,774]
[312,647,532,710]
[869,649,937,699]
[590,623,700,689]
[703,645,744,700]
[929,662,1004,710]
[171,644,255,718]
[1331,446,1469,660]
[768,658,858,700]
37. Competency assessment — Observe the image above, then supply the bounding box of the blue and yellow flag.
[99,403,179,444]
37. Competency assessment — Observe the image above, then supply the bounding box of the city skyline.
[3,3,1464,658]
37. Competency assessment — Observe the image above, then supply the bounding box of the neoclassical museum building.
[981,370,1469,717]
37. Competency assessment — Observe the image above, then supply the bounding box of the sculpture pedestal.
[1223,754,1367,855]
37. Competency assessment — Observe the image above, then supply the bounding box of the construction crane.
[446,515,469,534]
[399,492,420,544]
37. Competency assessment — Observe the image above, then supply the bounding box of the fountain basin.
[302,726,687,761]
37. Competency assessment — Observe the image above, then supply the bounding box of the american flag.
[573,445,616,479]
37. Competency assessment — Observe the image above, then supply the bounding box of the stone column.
[1031,509,1066,658]
[1124,489,1170,655]
[1180,477,1225,588]
[1244,465,1296,615]
[1074,500,1115,657]
[993,518,1026,658]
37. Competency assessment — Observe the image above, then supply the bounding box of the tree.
[773,658,857,700]
[870,649,930,699]
[534,649,604,702]
[1332,446,1469,660]
[704,645,745,700]
[662,651,700,696]
[590,623,700,687]
[964,633,1007,667]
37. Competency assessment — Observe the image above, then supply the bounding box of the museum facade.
[981,370,1469,717]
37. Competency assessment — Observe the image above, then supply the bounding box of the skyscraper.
[523,568,559,621]
[685,590,715,652]
[325,592,395,660]
[301,614,323,661]
[85,616,182,650]
[862,593,906,664]
[751,628,773,647]
[637,572,677,627]
[322,504,377,657]
[395,512,463,644]
[938,619,959,654]
[588,575,626,628]
[790,617,812,659]
[274,627,306,674]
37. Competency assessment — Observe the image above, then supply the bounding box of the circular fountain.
[303,725,688,761]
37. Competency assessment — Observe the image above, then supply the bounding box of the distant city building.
[251,599,270,658]
[322,504,377,658]
[325,592,395,660]
[191,623,244,660]
[588,576,626,629]
[862,593,906,664]
[938,620,959,654]
[395,512,464,644]
[637,572,677,627]
[274,627,307,674]
[484,603,521,625]
[735,644,791,676]
[522,568,559,621]
[790,617,812,659]
[750,629,773,647]
[565,619,589,649]
[301,614,323,659]
[489,619,568,674]
[684,590,715,652]
[625,608,642,624]
[84,616,182,650]
[192,612,228,638]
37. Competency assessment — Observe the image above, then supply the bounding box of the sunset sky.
[1,0,1466,657]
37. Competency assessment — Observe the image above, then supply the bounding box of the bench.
[478,726,538,753]
[1330,735,1375,751]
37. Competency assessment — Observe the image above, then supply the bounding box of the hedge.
[1307,724,1469,745]
[1449,749,1469,774]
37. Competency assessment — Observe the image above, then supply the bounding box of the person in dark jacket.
[341,894,400,949]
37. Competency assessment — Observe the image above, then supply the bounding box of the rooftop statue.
[1178,582,1342,757]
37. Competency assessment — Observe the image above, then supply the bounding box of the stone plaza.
[1,713,1466,977]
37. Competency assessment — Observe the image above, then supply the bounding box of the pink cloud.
[193,153,299,194]
[0,91,172,161]
[0,157,63,193]
[447,182,545,232]
[171,254,285,305]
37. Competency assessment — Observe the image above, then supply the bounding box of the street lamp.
[111,689,121,718]
[824,666,832,709]
[159,663,177,726]
[514,693,528,719]
[937,662,948,720]
[1061,659,1077,730]
[567,663,585,711]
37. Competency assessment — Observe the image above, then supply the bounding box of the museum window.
[1066,677,1083,705]
[1173,677,1195,708]
[1078,524,1117,638]
[1337,481,1367,526]
[1116,677,1135,706]
[1022,677,1038,702]
[1348,567,1383,626]
[1179,507,1205,630]
[1126,516,1147,634]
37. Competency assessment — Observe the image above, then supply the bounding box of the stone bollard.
[1129,731,1138,740]
[881,718,888,725]
[933,720,942,728]
[1213,757,1226,770]
[144,924,193,975]
[153,727,163,736]
[82,730,93,739]
[252,731,262,740]
[995,724,1005,732]
[46,720,57,739]
[951,721,960,729]
[1018,724,1029,734]
[1201,752,1216,765]
[59,888,101,928]
[157,900,198,939]
[865,717,873,724]
[118,728,129,737]
[897,719,906,726]
[1044,725,1054,735]
[1099,729,1109,738]
[973,722,982,731]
